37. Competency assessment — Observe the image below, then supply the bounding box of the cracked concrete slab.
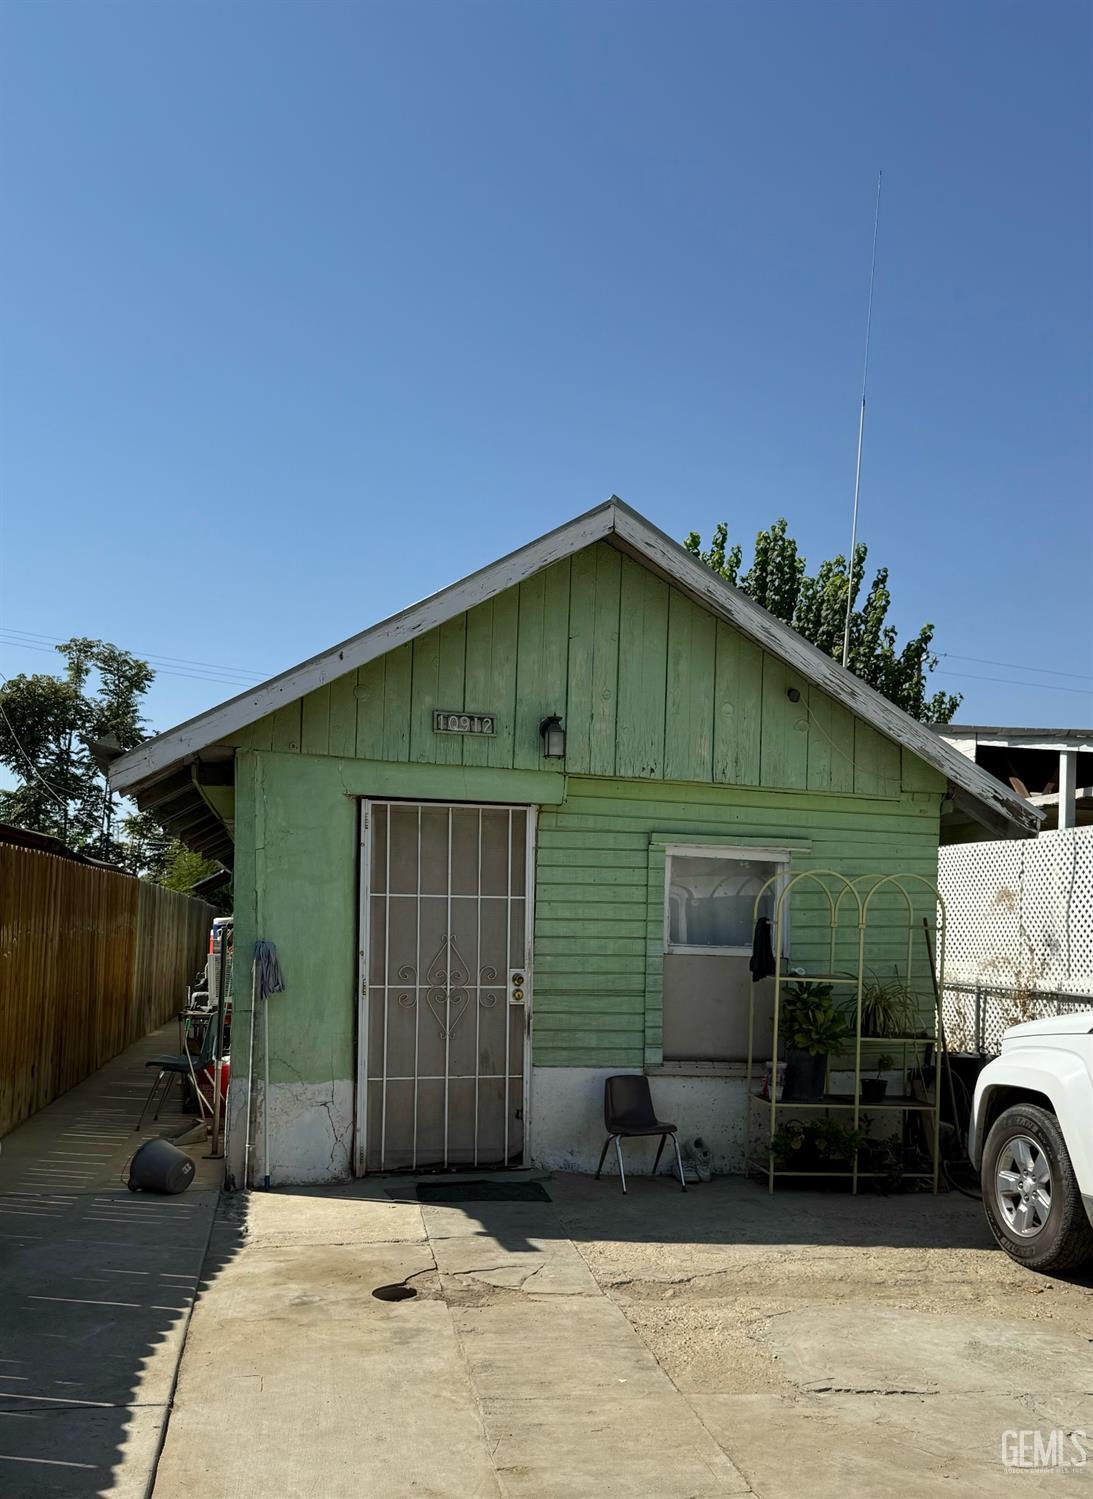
[765,1305,1093,1397]
[152,1236,498,1498]
[691,1391,1093,1497]
[482,1393,752,1497]
[237,1186,426,1249]
[430,1230,600,1296]
[148,1172,1093,1497]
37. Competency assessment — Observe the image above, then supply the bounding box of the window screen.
[666,852,781,951]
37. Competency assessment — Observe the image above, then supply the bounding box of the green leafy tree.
[0,639,154,861]
[683,519,961,723]
[122,809,231,909]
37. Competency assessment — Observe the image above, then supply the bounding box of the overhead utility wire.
[936,652,1093,684]
[841,170,883,669]
[934,670,1093,697]
[0,626,268,681]
[0,635,263,689]
[0,671,70,807]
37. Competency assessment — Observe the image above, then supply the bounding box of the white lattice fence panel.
[939,827,1093,994]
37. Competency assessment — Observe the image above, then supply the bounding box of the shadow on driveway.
[0,1025,241,1498]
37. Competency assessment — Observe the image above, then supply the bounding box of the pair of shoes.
[686,1137,712,1182]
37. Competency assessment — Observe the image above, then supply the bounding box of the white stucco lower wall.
[528,1066,750,1175]
[225,1078,354,1187]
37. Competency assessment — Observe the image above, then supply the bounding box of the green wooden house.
[110,500,1036,1184]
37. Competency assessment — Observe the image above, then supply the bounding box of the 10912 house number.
[433,710,496,736]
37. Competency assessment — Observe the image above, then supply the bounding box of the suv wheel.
[981,1103,1093,1273]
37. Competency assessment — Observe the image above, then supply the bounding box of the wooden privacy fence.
[0,844,213,1137]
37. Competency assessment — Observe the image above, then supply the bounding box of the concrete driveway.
[0,1024,222,1499]
[151,1173,1093,1498]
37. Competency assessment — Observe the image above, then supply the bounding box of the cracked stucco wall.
[228,749,358,1184]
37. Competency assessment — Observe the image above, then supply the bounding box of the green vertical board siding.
[854,719,901,797]
[409,631,441,765]
[713,623,762,785]
[328,673,357,757]
[301,684,331,757]
[806,689,855,794]
[588,544,622,776]
[616,556,668,779]
[271,701,302,753]
[226,538,931,812]
[901,745,945,793]
[355,658,385,760]
[436,616,468,765]
[564,546,597,774]
[664,590,715,783]
[760,656,809,789]
[381,643,412,762]
[513,559,570,771]
[462,599,497,769]
[486,588,518,769]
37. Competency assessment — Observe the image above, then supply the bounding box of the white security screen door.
[359,802,533,1173]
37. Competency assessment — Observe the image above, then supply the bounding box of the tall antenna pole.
[841,170,883,668]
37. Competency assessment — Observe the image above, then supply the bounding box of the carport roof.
[109,497,1041,840]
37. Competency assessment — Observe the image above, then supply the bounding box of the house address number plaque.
[433,710,497,736]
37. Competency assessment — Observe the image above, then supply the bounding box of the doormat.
[411,1180,551,1204]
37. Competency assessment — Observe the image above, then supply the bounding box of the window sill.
[646,1060,749,1079]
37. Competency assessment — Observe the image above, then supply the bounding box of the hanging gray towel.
[749,917,776,982]
[255,940,285,999]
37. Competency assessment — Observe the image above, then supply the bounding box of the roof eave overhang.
[109,497,1041,839]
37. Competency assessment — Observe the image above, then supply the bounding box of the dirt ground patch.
[548,1172,1093,1492]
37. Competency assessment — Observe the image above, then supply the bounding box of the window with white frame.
[665,846,788,955]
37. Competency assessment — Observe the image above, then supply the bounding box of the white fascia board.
[974,735,1093,754]
[110,495,1041,835]
[109,502,616,792]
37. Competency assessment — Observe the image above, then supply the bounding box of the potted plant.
[861,1052,894,1104]
[860,975,922,1038]
[771,1116,870,1173]
[781,982,852,1101]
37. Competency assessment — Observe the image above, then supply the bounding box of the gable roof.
[109,497,1040,836]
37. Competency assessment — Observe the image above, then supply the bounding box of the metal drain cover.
[372,1283,417,1302]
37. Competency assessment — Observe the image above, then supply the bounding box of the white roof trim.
[109,497,1040,835]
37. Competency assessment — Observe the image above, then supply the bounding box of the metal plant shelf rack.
[744,870,946,1195]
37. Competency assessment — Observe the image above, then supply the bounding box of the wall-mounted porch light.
[539,715,566,759]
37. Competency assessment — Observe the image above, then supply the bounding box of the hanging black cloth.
[749,916,776,982]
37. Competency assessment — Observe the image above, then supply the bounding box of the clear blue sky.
[1,0,1090,737]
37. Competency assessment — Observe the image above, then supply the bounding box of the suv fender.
[971,1047,1093,1211]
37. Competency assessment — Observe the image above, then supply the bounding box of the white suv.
[969,1013,1093,1273]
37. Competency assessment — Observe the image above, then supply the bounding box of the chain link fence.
[942,980,1093,1057]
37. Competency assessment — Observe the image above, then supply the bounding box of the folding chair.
[594,1074,687,1193]
[135,1010,218,1132]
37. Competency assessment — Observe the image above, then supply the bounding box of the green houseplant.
[781,982,852,1102]
[860,975,922,1039]
[771,1116,871,1172]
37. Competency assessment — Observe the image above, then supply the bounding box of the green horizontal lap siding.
[532,775,942,1069]
[229,541,948,803]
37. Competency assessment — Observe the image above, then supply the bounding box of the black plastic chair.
[135,1010,218,1131]
[594,1074,687,1193]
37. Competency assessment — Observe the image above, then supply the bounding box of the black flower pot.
[784,1049,826,1102]
[860,1078,888,1104]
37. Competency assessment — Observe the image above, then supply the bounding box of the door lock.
[509,969,526,1004]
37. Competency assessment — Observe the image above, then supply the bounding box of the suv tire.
[981,1103,1093,1274]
